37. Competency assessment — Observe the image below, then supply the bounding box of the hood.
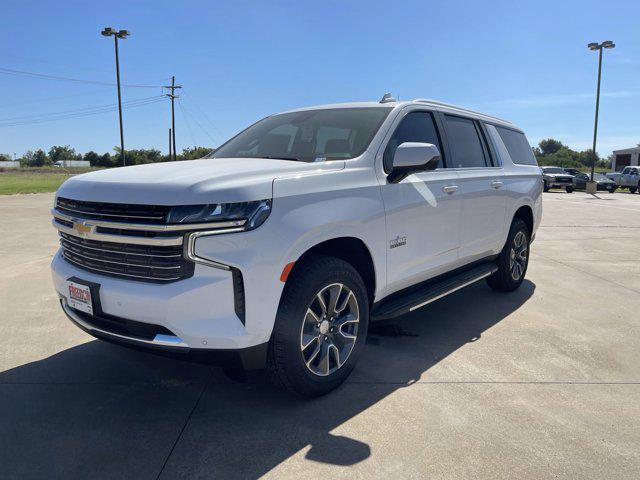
[56,157,345,205]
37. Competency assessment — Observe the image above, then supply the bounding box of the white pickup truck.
[50,97,542,396]
[607,166,640,193]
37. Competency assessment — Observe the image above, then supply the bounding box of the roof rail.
[412,98,511,124]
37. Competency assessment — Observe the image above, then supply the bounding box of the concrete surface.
[1,190,639,479]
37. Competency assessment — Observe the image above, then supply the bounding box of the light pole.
[587,40,615,189]
[101,27,130,167]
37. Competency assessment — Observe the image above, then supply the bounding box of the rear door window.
[443,115,489,168]
[495,127,538,166]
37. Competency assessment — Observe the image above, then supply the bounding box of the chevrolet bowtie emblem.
[73,221,93,236]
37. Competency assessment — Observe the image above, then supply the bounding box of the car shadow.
[0,280,535,479]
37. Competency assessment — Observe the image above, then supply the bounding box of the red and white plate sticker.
[66,280,93,315]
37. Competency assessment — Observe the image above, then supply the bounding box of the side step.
[371,263,498,321]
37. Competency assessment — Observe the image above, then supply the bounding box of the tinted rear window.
[496,127,537,166]
[444,115,488,168]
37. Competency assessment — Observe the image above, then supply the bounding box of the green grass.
[0,170,74,195]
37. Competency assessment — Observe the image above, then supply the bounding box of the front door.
[379,110,462,294]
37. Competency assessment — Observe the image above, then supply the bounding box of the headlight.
[167,199,271,231]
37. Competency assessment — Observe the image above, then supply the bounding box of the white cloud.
[487,90,640,109]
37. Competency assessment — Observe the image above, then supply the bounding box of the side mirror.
[388,142,441,183]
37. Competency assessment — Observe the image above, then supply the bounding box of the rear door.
[441,114,507,262]
[378,109,461,294]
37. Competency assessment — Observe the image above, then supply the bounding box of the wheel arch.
[513,204,534,236]
[285,237,377,306]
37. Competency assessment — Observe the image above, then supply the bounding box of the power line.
[0,88,115,109]
[181,91,224,140]
[0,67,165,88]
[0,96,163,122]
[177,100,197,147]
[177,100,218,145]
[0,96,165,127]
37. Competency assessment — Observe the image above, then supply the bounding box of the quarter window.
[495,126,537,166]
[383,111,443,173]
[444,115,489,168]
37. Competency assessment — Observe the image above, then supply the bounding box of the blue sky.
[1,0,639,158]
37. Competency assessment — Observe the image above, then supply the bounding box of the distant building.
[612,147,640,171]
[54,160,90,168]
[0,161,20,168]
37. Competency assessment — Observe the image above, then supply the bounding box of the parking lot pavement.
[1,191,639,479]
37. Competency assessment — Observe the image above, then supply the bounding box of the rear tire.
[566,186,574,193]
[268,255,369,397]
[630,187,637,194]
[487,219,530,293]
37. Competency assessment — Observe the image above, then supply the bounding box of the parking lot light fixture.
[587,40,615,189]
[101,27,130,166]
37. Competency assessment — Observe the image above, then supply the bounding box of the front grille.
[56,197,170,224]
[59,232,194,283]
[559,177,571,183]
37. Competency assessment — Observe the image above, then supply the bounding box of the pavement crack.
[154,368,214,480]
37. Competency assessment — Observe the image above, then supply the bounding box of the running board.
[371,263,498,321]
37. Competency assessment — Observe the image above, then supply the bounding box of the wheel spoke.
[305,340,322,367]
[315,292,328,316]
[327,284,343,316]
[301,333,318,351]
[317,342,331,375]
[335,290,354,314]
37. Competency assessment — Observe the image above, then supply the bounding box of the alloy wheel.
[300,283,359,376]
[509,231,528,281]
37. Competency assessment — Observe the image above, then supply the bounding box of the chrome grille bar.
[62,252,183,281]
[61,246,183,269]
[60,234,182,258]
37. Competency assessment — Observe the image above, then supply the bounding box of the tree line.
[533,138,612,169]
[0,145,214,167]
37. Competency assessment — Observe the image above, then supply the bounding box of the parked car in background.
[606,166,640,193]
[563,168,582,176]
[571,172,616,192]
[541,166,574,192]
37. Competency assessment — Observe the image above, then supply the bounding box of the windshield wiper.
[258,156,302,162]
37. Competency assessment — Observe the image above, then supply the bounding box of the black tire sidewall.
[488,219,530,292]
[270,255,369,397]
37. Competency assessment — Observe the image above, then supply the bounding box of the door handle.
[442,185,459,194]
[491,180,503,189]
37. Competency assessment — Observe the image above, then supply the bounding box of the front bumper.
[60,297,268,369]
[546,180,573,188]
[51,250,268,352]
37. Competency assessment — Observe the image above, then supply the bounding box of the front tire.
[566,186,574,193]
[630,187,637,194]
[268,255,369,397]
[487,219,530,292]
[543,181,549,192]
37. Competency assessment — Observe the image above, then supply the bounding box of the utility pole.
[164,76,182,161]
[101,27,130,167]
[169,128,172,160]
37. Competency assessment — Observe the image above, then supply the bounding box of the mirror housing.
[388,142,441,183]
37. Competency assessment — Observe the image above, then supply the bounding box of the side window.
[495,126,538,166]
[383,111,443,173]
[622,167,630,174]
[444,115,489,168]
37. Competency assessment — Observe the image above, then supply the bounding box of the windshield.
[212,107,391,162]
[543,167,566,174]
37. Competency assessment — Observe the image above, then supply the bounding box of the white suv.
[50,97,542,396]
